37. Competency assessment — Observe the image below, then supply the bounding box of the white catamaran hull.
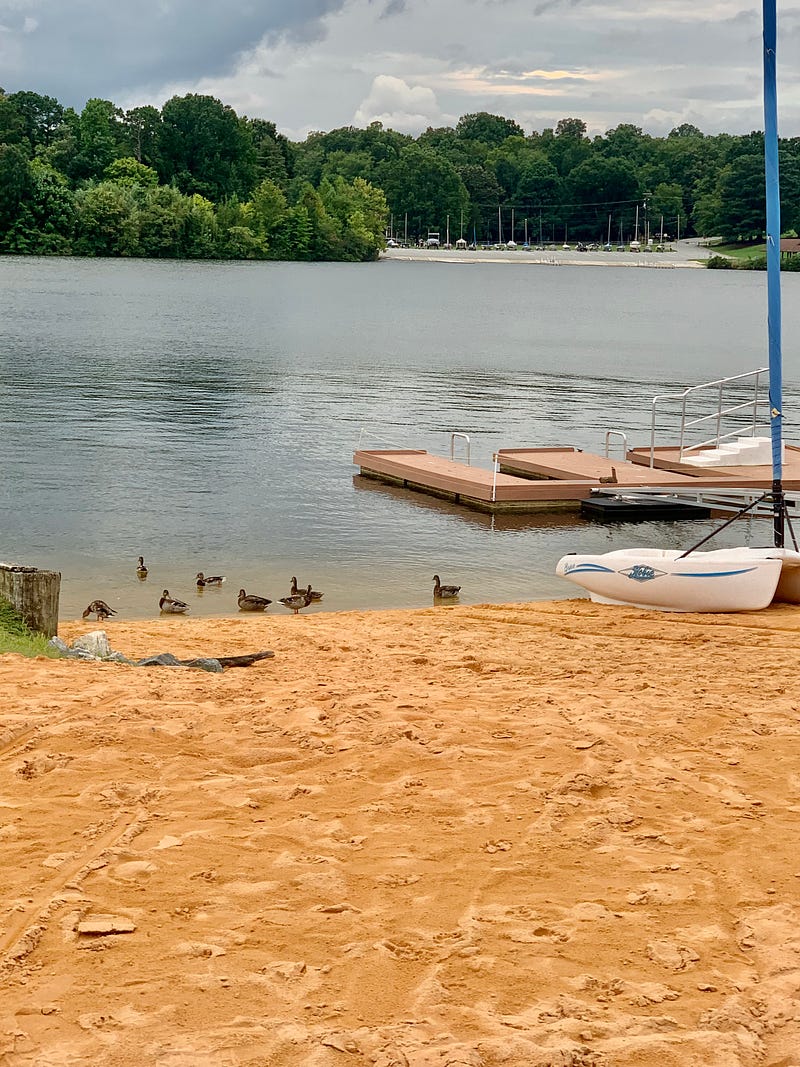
[556,547,800,613]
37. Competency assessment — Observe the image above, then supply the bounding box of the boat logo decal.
[620,565,666,583]
[562,562,615,575]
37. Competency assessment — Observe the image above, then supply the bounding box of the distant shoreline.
[380,239,713,269]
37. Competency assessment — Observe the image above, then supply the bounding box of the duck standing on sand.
[82,600,117,621]
[136,556,148,580]
[159,590,189,614]
[291,576,323,601]
[237,588,271,612]
[433,574,461,599]
[279,592,311,615]
[196,572,226,588]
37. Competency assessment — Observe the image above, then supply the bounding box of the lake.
[1,253,798,620]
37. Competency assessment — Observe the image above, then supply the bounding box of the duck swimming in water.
[196,572,226,588]
[136,556,148,580]
[159,590,189,614]
[82,599,117,621]
[433,574,461,599]
[237,588,271,612]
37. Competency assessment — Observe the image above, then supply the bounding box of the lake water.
[1,254,798,621]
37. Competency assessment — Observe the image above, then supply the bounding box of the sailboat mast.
[763,0,784,545]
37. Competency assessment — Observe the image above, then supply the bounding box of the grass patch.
[0,597,60,657]
[711,241,767,261]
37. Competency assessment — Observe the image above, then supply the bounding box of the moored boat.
[556,546,800,613]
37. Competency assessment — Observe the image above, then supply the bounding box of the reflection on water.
[352,474,586,533]
[1,255,797,620]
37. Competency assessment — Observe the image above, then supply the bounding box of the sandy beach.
[2,598,800,1066]
[381,238,715,269]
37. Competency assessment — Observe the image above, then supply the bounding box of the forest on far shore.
[1,87,799,261]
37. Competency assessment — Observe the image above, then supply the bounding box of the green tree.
[566,155,640,237]
[73,181,140,255]
[714,154,766,240]
[7,91,64,152]
[69,98,122,182]
[122,105,162,167]
[184,194,218,258]
[268,204,312,260]
[458,163,501,215]
[248,178,288,239]
[248,118,292,188]
[375,144,468,240]
[137,185,188,257]
[0,92,26,147]
[105,157,159,186]
[456,112,524,145]
[158,94,257,200]
[0,144,33,240]
[320,149,374,183]
[319,176,388,260]
[297,182,342,259]
[547,117,591,176]
[3,159,74,254]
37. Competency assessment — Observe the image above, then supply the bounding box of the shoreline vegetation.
[0,596,58,657]
[2,89,798,264]
[3,600,800,1065]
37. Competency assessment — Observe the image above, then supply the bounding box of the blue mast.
[763,0,784,545]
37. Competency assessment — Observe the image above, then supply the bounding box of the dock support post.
[491,453,499,503]
[0,564,61,637]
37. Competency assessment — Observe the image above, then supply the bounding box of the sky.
[2,0,800,141]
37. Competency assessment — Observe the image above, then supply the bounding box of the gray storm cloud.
[0,0,348,105]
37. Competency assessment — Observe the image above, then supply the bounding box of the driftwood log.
[182,650,275,669]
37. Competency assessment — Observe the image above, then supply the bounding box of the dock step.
[682,436,780,468]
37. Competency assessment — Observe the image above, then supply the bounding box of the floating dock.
[353,444,800,514]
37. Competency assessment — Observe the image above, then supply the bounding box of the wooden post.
[0,564,61,637]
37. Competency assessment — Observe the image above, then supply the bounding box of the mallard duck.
[136,556,148,580]
[291,576,323,601]
[196,571,226,588]
[433,574,461,598]
[279,593,311,615]
[159,590,189,614]
[237,588,271,612]
[82,599,117,621]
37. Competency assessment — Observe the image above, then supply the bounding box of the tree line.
[1,88,798,261]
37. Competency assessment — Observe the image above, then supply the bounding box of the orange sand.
[2,599,800,1067]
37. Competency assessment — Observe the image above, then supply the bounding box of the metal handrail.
[450,432,471,465]
[604,430,628,458]
[649,368,768,467]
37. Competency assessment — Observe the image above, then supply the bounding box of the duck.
[433,574,461,598]
[196,571,226,588]
[598,466,618,484]
[290,576,323,601]
[82,599,117,621]
[159,590,189,614]
[237,588,272,612]
[136,556,148,580]
[279,592,311,615]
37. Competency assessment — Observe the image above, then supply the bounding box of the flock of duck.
[81,561,461,622]
[81,557,326,621]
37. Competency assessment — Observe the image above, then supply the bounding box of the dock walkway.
[353,445,800,514]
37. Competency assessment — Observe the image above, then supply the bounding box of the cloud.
[0,0,348,105]
[2,0,799,139]
[352,74,444,132]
